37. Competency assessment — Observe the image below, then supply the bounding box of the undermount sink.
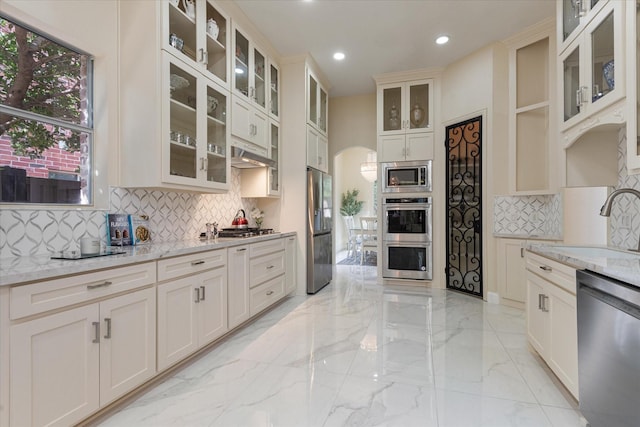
[555,246,640,260]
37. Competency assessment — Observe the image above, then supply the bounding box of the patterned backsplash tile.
[1,169,257,258]
[493,194,562,237]
[610,130,640,250]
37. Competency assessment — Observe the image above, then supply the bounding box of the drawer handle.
[267,265,275,269]
[237,248,247,252]
[541,295,549,312]
[192,260,205,266]
[87,281,113,290]
[92,321,100,343]
[266,290,274,296]
[539,265,552,272]
[104,318,112,339]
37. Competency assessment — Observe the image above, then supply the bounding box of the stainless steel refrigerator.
[307,167,333,294]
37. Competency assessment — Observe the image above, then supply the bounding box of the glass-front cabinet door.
[233,28,250,99]
[269,63,280,121]
[232,26,267,113]
[163,54,228,190]
[164,0,229,88]
[378,80,433,136]
[253,48,266,110]
[205,83,229,186]
[269,121,280,195]
[560,1,623,132]
[308,72,318,127]
[319,86,328,133]
[559,0,606,52]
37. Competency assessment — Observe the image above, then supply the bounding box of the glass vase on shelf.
[388,104,400,130]
[410,98,425,127]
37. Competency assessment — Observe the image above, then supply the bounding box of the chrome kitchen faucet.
[599,188,640,252]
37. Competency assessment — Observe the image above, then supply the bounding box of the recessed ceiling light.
[333,52,345,61]
[436,35,450,45]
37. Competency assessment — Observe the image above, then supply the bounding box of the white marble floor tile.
[98,265,584,427]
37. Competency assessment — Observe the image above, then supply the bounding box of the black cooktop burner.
[218,228,274,238]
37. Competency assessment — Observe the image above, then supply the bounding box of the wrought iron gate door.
[445,116,482,297]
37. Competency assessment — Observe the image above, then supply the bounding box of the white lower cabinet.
[525,251,579,399]
[497,238,527,306]
[157,262,228,371]
[9,287,156,426]
[227,245,251,329]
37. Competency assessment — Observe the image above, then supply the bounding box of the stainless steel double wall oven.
[381,159,433,280]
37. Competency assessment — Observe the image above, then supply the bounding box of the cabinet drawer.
[10,262,156,320]
[526,252,577,294]
[249,251,285,288]
[250,275,284,315]
[250,238,285,258]
[157,249,226,282]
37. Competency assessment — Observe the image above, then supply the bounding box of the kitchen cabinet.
[307,69,328,135]
[284,235,297,295]
[559,1,624,133]
[506,20,556,194]
[227,244,251,329]
[626,1,640,173]
[230,24,277,154]
[496,238,527,308]
[525,251,579,399]
[557,0,608,55]
[376,79,434,162]
[118,1,231,192]
[307,125,329,172]
[378,133,433,162]
[269,62,281,121]
[157,249,228,371]
[9,264,156,427]
[164,0,230,88]
[241,120,281,197]
[249,239,286,315]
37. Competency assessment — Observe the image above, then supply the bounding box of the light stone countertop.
[493,233,563,241]
[527,243,640,288]
[0,232,296,287]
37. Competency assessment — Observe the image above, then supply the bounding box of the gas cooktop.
[218,228,275,238]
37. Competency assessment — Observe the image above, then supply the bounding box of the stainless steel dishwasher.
[577,270,640,427]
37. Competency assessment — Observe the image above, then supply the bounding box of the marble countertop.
[527,243,640,288]
[493,233,562,241]
[0,232,296,287]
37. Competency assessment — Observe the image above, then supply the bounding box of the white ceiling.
[234,0,556,97]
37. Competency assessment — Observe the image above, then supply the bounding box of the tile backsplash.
[610,130,640,250]
[493,194,562,237]
[1,169,257,258]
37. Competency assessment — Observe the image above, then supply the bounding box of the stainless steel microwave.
[381,160,432,193]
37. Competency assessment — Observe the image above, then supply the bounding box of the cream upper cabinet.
[376,78,434,162]
[118,1,231,192]
[232,24,268,113]
[307,69,328,135]
[269,62,281,122]
[231,95,269,151]
[507,20,556,195]
[240,120,281,197]
[377,80,433,136]
[559,1,624,133]
[558,0,609,54]
[626,1,640,173]
[164,0,230,88]
[163,54,231,189]
[307,125,328,172]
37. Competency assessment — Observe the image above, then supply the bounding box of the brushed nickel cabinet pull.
[237,248,247,252]
[200,285,205,301]
[92,322,100,343]
[104,318,112,339]
[191,260,205,266]
[538,294,543,310]
[539,265,552,272]
[266,290,274,296]
[267,265,275,269]
[87,281,113,290]
[195,288,201,303]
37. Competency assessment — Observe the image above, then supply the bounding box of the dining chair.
[342,215,361,260]
[359,216,377,265]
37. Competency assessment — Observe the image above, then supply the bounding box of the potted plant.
[340,189,364,217]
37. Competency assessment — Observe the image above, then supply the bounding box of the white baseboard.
[487,291,500,304]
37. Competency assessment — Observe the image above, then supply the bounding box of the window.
[0,15,93,205]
